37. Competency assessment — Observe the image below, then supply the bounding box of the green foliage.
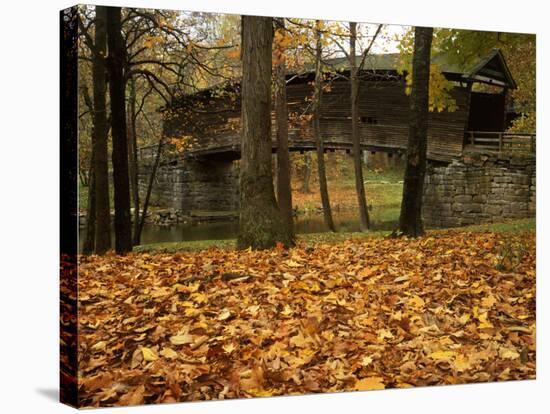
[397,27,535,126]
[434,29,535,132]
[507,113,536,134]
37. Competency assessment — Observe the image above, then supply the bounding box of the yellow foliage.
[141,347,159,362]
[397,29,457,113]
[354,377,385,391]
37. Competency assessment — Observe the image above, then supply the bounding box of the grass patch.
[135,218,535,253]
[134,238,236,253]
[293,166,404,214]
[135,231,387,253]
[442,218,535,234]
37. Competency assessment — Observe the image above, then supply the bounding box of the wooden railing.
[465,131,536,154]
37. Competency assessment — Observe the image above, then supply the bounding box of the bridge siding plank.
[164,78,470,163]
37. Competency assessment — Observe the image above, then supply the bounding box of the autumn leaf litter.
[77,231,535,407]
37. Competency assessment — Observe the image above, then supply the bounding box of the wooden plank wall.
[164,78,470,162]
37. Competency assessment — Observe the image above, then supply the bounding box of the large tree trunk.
[350,22,370,231]
[237,15,293,250]
[106,6,132,254]
[127,77,141,245]
[398,26,433,237]
[80,85,96,255]
[274,18,295,240]
[92,5,111,254]
[313,21,335,232]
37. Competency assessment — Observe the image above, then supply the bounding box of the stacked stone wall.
[423,153,535,227]
[138,159,239,213]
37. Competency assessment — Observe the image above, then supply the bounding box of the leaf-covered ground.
[77,231,536,407]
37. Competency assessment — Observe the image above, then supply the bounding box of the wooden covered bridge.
[138,49,535,215]
[140,48,533,164]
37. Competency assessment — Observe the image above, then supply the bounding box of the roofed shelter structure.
[137,49,531,217]
[153,48,519,165]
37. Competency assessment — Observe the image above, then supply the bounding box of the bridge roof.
[170,49,515,105]
[303,53,463,74]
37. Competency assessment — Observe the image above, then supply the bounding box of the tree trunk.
[82,163,96,254]
[398,26,433,237]
[350,22,370,231]
[106,6,132,254]
[237,15,293,250]
[80,84,96,255]
[274,18,295,240]
[92,5,111,254]
[137,136,163,243]
[300,152,312,193]
[127,77,141,245]
[313,21,335,232]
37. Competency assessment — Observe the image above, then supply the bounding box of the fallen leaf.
[452,354,471,372]
[408,295,425,309]
[429,351,457,360]
[159,347,178,359]
[360,355,373,366]
[141,347,158,362]
[499,347,520,359]
[223,343,236,354]
[170,333,194,345]
[354,377,385,391]
[481,294,497,308]
[91,341,106,352]
[118,385,145,406]
[218,309,232,321]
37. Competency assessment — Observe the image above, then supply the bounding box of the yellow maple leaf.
[289,331,311,348]
[428,350,457,360]
[141,347,158,362]
[190,292,208,304]
[360,355,373,366]
[354,377,385,391]
[184,308,199,317]
[377,329,394,341]
[452,354,471,372]
[358,267,378,279]
[477,312,494,329]
[281,304,294,317]
[246,388,275,397]
[481,294,497,308]
[408,295,425,309]
[458,314,471,325]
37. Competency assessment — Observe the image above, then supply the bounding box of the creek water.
[78,209,400,251]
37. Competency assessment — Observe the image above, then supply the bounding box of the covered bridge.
[154,48,520,165]
[138,49,532,217]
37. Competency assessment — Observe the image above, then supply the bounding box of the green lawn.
[135,218,535,253]
[444,218,536,234]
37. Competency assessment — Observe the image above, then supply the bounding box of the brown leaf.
[118,385,145,406]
